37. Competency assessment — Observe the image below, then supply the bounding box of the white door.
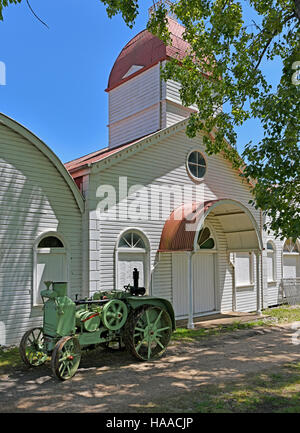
[36,251,67,305]
[172,253,189,317]
[283,255,300,279]
[193,253,216,314]
[118,253,145,290]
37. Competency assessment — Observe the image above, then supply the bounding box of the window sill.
[236,283,255,289]
[32,304,43,310]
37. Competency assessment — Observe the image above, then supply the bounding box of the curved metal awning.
[159,199,262,252]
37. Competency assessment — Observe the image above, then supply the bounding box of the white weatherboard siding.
[109,106,160,149]
[193,253,216,314]
[0,123,82,346]
[165,79,197,111]
[108,65,200,148]
[89,126,262,316]
[165,102,191,128]
[152,253,172,302]
[171,253,189,317]
[262,216,285,307]
[108,65,161,148]
[235,253,258,313]
[283,255,300,278]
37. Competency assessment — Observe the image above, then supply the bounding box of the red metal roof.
[159,200,222,252]
[106,17,190,92]
[65,131,158,174]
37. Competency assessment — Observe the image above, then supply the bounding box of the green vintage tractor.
[19,273,175,380]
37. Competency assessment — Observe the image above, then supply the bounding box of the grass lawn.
[264,304,300,324]
[0,347,22,373]
[172,304,300,342]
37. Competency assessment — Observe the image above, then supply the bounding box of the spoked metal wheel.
[124,306,172,361]
[51,336,81,381]
[19,327,48,367]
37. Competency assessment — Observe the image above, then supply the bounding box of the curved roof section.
[0,113,84,213]
[107,17,190,92]
[159,199,262,252]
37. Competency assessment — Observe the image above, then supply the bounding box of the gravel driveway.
[0,324,299,413]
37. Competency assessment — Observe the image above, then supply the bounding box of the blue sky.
[0,0,282,163]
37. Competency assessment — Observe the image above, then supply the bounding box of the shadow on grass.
[134,362,300,413]
[172,319,269,342]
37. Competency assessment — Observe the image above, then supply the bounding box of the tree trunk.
[294,0,300,22]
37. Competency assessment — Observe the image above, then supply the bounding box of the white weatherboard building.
[0,18,299,345]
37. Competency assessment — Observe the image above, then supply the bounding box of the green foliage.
[172,319,268,341]
[149,0,300,241]
[264,304,300,322]
[99,0,139,28]
[0,346,22,373]
[0,0,21,20]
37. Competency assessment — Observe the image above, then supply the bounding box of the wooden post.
[187,251,195,329]
[256,251,262,315]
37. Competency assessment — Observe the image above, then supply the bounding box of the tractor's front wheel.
[124,306,172,361]
[19,327,47,367]
[51,336,81,381]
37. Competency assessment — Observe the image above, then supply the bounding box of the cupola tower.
[106,12,197,149]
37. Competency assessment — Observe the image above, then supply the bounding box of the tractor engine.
[75,309,101,333]
[41,282,76,351]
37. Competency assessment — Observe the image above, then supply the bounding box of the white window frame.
[266,240,276,283]
[234,252,254,288]
[115,228,151,293]
[33,231,69,306]
[186,149,207,181]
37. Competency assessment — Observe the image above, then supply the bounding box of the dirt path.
[0,324,300,413]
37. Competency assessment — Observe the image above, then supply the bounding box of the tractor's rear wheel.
[124,306,172,361]
[19,327,47,367]
[51,336,81,381]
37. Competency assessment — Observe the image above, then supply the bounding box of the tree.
[102,0,300,241]
[1,0,299,239]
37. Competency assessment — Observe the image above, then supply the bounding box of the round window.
[187,150,206,180]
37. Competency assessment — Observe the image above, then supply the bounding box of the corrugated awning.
[159,199,262,252]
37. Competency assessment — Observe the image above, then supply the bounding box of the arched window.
[33,233,68,306]
[283,238,300,279]
[118,231,146,250]
[197,227,215,249]
[38,236,64,248]
[116,229,150,291]
[283,238,299,253]
[266,241,276,283]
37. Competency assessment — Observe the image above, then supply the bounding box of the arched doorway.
[193,225,217,314]
[115,229,150,291]
[33,232,68,306]
[159,199,262,327]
